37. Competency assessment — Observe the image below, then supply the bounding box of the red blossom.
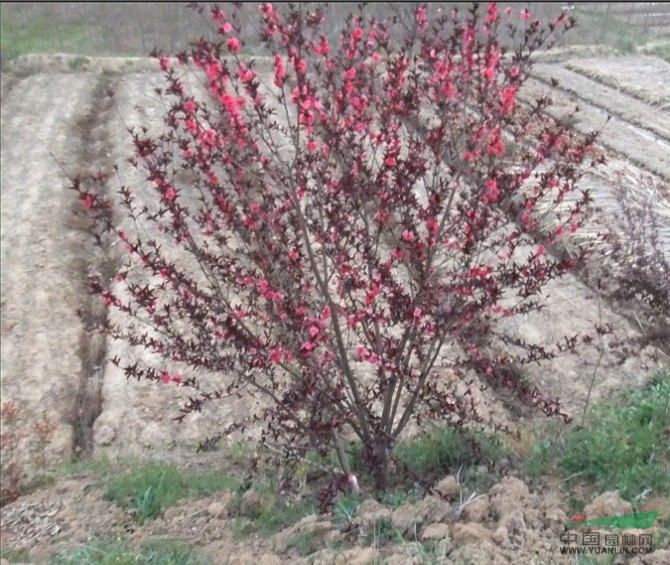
[227,37,241,54]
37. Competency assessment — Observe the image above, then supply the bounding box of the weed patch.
[526,370,670,501]
[50,537,209,565]
[0,10,94,62]
[393,425,507,483]
[0,547,31,563]
[103,463,237,523]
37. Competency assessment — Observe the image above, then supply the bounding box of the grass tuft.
[394,424,507,480]
[50,537,209,565]
[103,463,237,523]
[526,369,670,501]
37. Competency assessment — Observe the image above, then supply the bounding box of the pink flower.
[521,9,531,21]
[509,65,520,78]
[486,178,500,202]
[295,58,307,74]
[313,36,330,56]
[413,307,422,319]
[485,2,498,24]
[274,55,286,87]
[372,52,380,63]
[308,326,319,338]
[308,140,318,152]
[505,6,512,15]
[501,86,517,114]
[352,27,364,41]
[536,245,546,256]
[221,22,232,34]
[269,348,282,363]
[184,100,197,113]
[227,37,241,54]
[402,230,415,242]
[416,6,427,31]
[488,137,505,157]
[159,57,170,71]
[344,67,356,80]
[238,64,255,83]
[391,248,404,260]
[82,194,93,210]
[385,156,396,167]
[425,218,438,235]
[165,186,176,201]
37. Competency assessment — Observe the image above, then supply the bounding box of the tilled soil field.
[1,50,669,565]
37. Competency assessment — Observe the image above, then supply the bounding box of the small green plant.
[68,56,90,71]
[133,470,167,524]
[228,473,317,538]
[576,554,616,565]
[104,463,237,523]
[368,516,400,546]
[334,494,360,524]
[645,42,670,62]
[286,530,322,557]
[50,537,209,565]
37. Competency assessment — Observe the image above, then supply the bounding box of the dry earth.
[1,49,669,565]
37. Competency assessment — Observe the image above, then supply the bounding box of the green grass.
[564,9,660,54]
[394,424,507,481]
[285,529,325,556]
[0,547,31,563]
[230,486,317,538]
[527,369,670,502]
[103,463,238,524]
[0,9,98,62]
[644,42,670,63]
[50,537,210,565]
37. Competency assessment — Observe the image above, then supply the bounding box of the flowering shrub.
[73,2,599,498]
